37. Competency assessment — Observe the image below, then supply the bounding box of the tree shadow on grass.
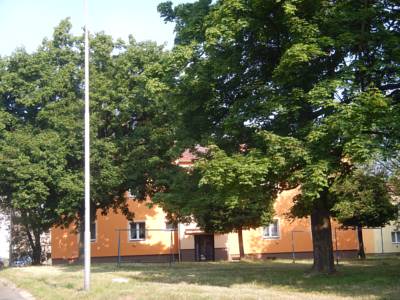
[56,258,400,299]
[122,258,400,299]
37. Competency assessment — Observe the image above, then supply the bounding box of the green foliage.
[331,170,397,228]
[0,19,180,261]
[159,0,399,212]
[0,19,83,234]
[389,161,400,198]
[156,131,308,233]
[159,0,399,269]
[0,129,78,229]
[156,146,275,233]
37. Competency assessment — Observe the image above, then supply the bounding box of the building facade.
[0,212,10,261]
[51,188,359,263]
[363,221,400,255]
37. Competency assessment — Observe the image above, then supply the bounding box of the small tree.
[0,129,72,264]
[158,148,273,258]
[332,170,398,259]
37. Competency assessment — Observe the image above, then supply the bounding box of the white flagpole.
[84,0,91,291]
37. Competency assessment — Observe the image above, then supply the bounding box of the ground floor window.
[263,219,280,239]
[130,222,145,241]
[90,221,96,242]
[391,231,400,244]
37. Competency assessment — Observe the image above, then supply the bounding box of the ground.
[0,258,399,300]
[0,279,28,300]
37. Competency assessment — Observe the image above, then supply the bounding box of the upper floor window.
[130,222,145,241]
[165,221,177,230]
[391,231,400,244]
[127,189,135,198]
[263,219,279,239]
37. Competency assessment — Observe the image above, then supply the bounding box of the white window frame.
[391,231,400,244]
[90,220,97,242]
[129,221,146,241]
[262,219,280,239]
[127,188,135,199]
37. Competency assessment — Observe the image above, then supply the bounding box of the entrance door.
[195,235,214,261]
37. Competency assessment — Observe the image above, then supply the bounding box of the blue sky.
[0,0,194,56]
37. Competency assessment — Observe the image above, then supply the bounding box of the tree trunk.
[357,225,366,260]
[238,227,245,259]
[78,220,85,261]
[32,231,42,265]
[25,226,42,265]
[310,206,336,274]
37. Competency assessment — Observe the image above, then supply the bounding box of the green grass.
[0,257,399,300]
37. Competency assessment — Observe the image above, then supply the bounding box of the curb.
[0,277,36,300]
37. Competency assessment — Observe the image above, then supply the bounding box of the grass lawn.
[0,257,399,300]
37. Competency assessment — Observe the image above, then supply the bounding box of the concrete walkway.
[0,279,34,300]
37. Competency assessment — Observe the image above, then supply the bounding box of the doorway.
[194,235,214,261]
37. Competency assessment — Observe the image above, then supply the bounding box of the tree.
[0,19,180,262]
[0,26,83,262]
[0,127,77,264]
[90,34,182,202]
[159,147,273,259]
[331,169,398,259]
[158,0,400,273]
[156,134,306,258]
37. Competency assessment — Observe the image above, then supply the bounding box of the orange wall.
[227,188,358,256]
[51,200,178,260]
[51,225,79,261]
[52,189,358,260]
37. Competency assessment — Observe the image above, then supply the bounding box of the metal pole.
[291,230,295,263]
[380,227,384,254]
[83,0,91,291]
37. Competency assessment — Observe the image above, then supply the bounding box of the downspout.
[177,224,181,262]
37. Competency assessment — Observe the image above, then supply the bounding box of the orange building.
[52,200,179,263]
[51,187,359,263]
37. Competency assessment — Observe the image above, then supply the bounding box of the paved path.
[0,279,32,300]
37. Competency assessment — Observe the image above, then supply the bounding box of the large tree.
[0,23,84,262]
[0,19,180,262]
[158,0,400,273]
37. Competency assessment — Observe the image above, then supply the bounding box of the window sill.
[262,236,280,240]
[129,239,145,242]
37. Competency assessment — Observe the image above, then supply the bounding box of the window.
[130,222,145,241]
[90,221,96,242]
[391,231,400,244]
[263,219,279,239]
[127,188,135,198]
[165,221,177,230]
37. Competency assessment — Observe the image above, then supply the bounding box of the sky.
[0,0,194,56]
